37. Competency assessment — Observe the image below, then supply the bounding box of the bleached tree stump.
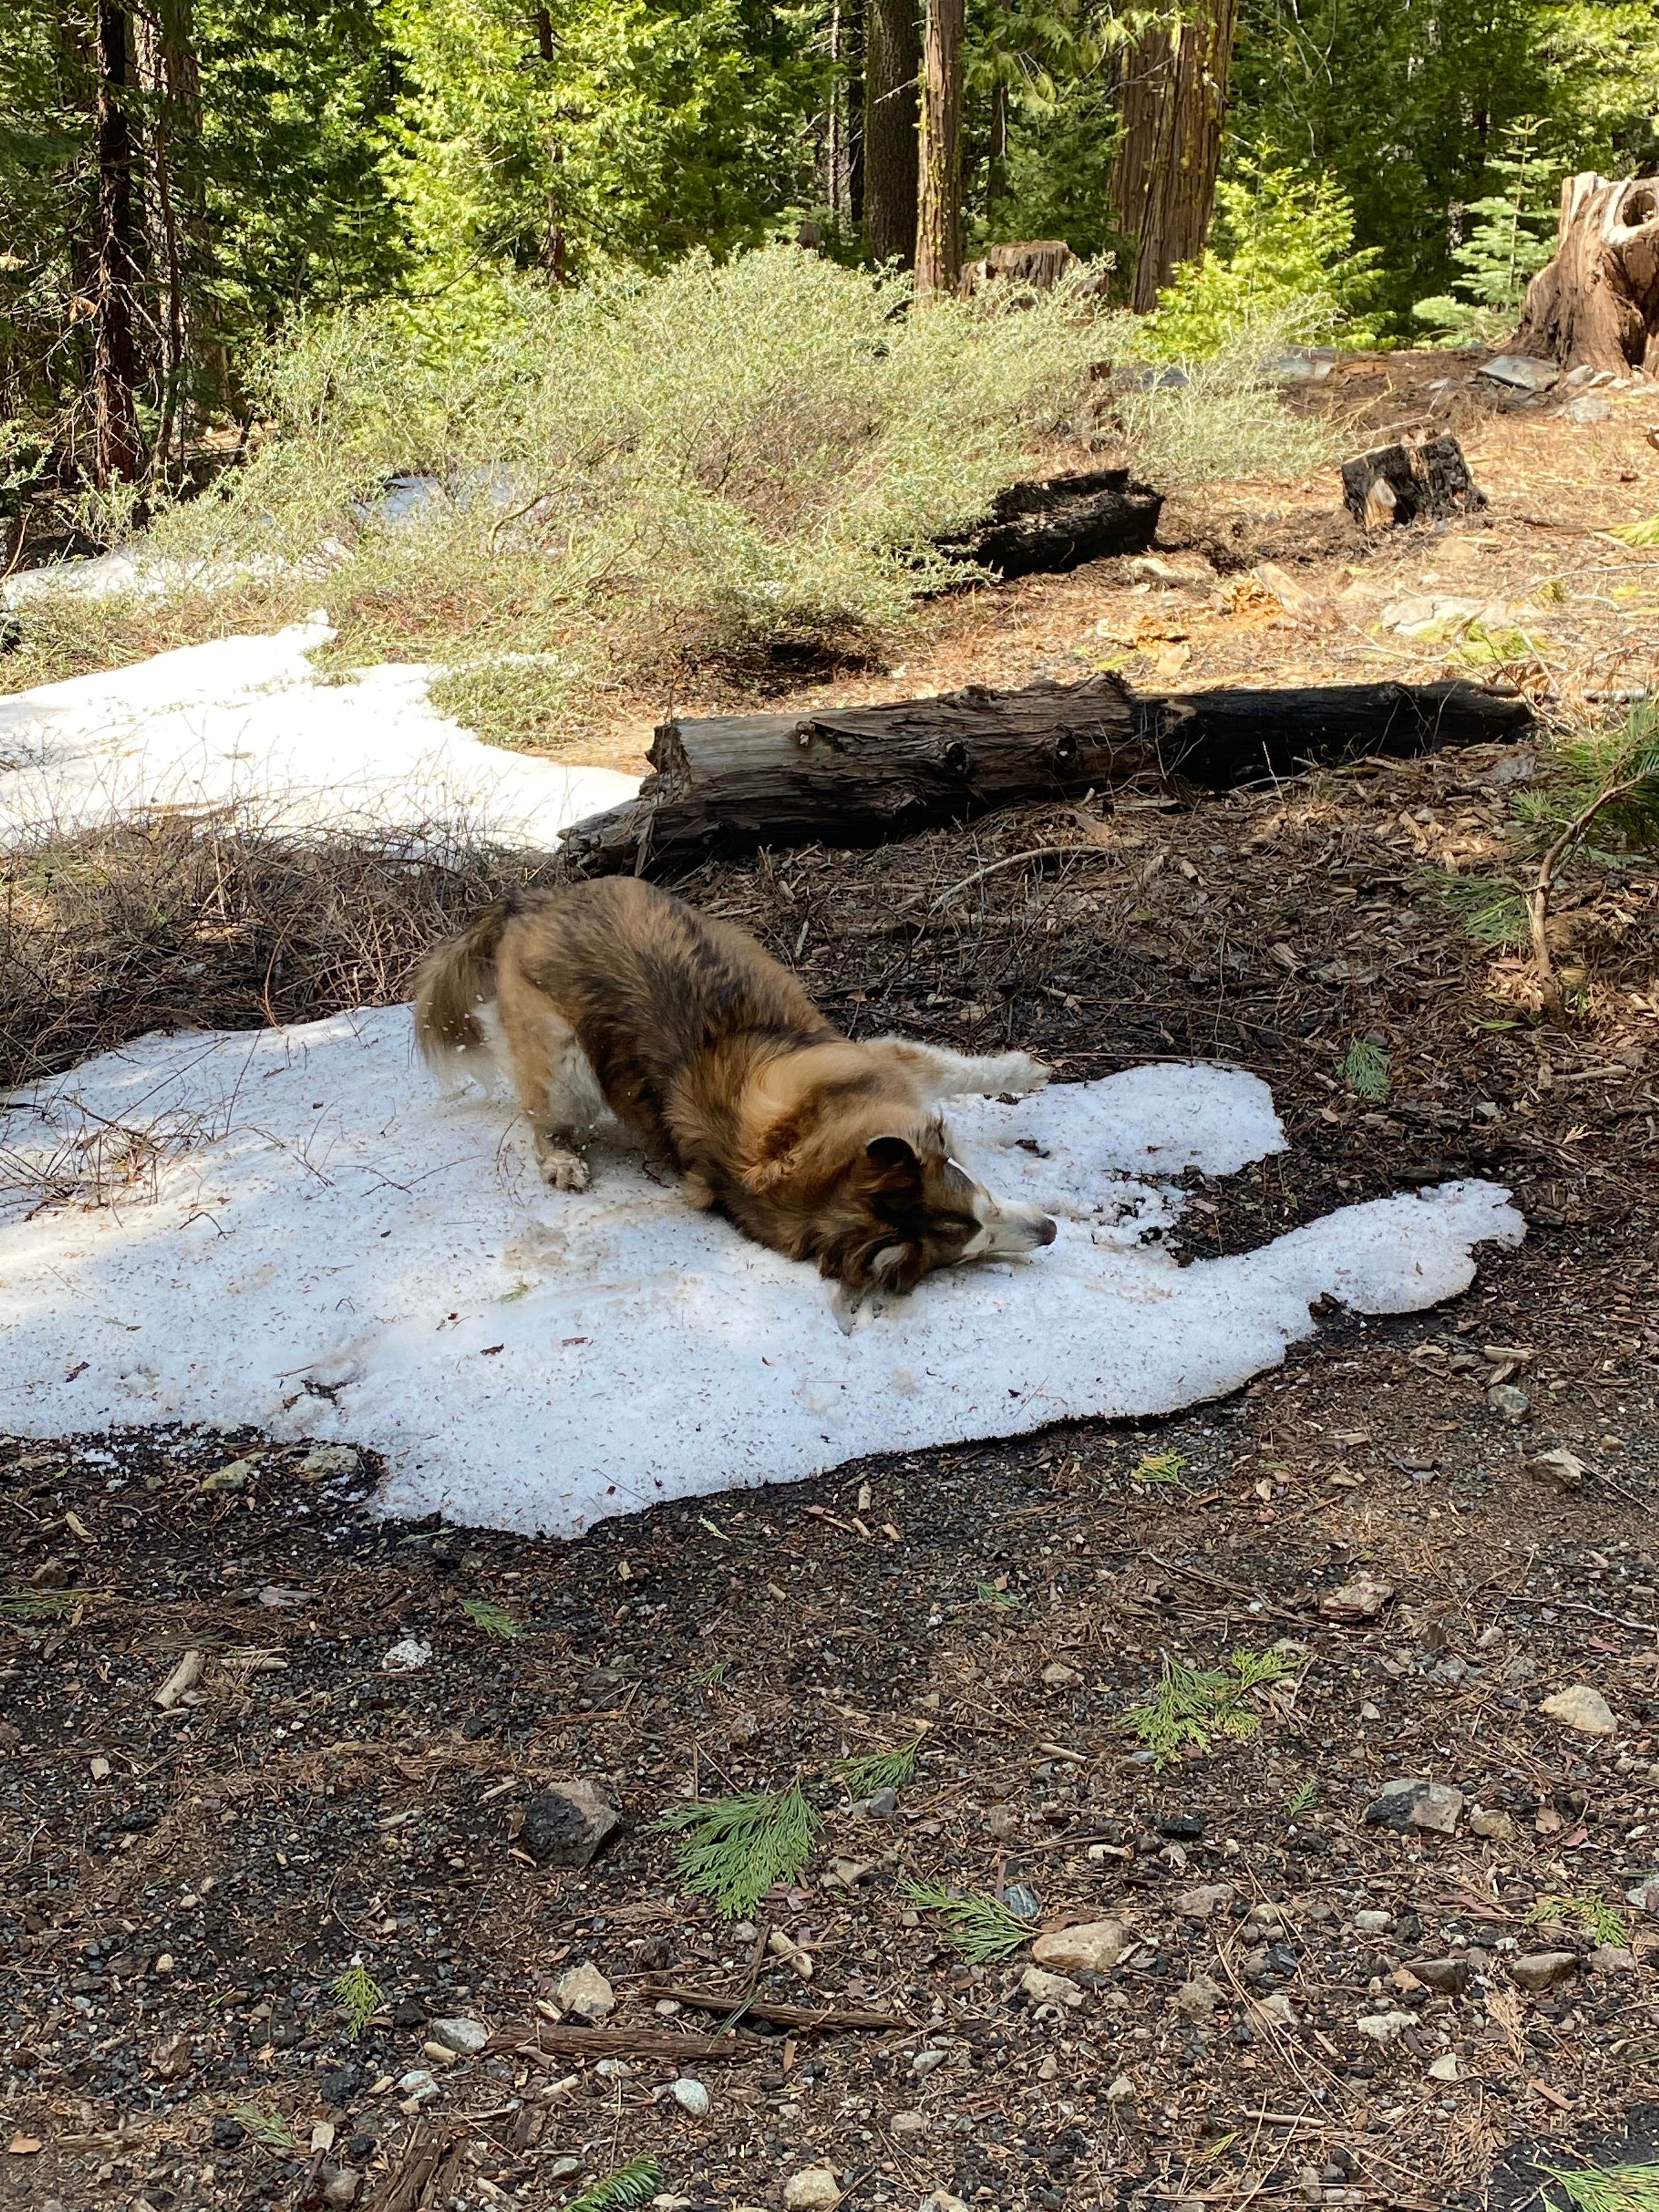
[1510,171,1659,376]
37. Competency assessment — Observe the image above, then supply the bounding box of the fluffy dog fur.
[414,878,1056,1294]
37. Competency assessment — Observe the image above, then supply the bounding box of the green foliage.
[1539,2164,1659,2212]
[1286,1777,1318,1814]
[565,2159,665,2212]
[966,0,1135,259]
[1421,868,1531,950]
[1528,1890,1630,1945]
[459,1595,524,1638]
[659,1780,822,1918]
[1611,514,1659,550]
[1143,151,1384,360]
[1514,705,1659,857]
[1113,323,1338,489]
[1131,1448,1189,1488]
[332,1961,386,2038]
[975,1580,1023,1609]
[836,1737,923,1797]
[904,1880,1032,1962]
[225,2102,298,2149]
[0,1587,100,1622]
[1341,1040,1390,1103]
[1413,117,1559,342]
[1124,1648,1295,1768]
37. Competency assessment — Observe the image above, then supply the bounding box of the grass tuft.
[659,1781,822,1919]
[1131,1448,1190,1488]
[904,1880,1032,1962]
[459,1596,524,1639]
[974,1580,1023,1609]
[332,1962,385,2039]
[1124,1648,1295,1769]
[565,2159,665,2212]
[836,1737,924,1798]
[226,2102,298,2149]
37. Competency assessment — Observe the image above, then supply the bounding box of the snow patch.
[0,1010,1525,1537]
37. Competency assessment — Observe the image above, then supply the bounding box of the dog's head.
[800,1112,1057,1293]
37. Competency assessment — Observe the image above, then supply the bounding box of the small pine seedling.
[1132,1449,1189,1488]
[974,1581,1022,1610]
[1539,2162,1659,2212]
[1611,513,1659,549]
[1340,1039,1390,1103]
[1125,1648,1295,1769]
[904,1880,1032,1963]
[690,1658,730,1688]
[1528,1890,1628,1946]
[659,1781,821,1918]
[227,2102,297,2149]
[1420,867,1530,949]
[837,1736,923,1798]
[459,1596,523,1639]
[332,1962,385,2039]
[566,2158,665,2212]
[1286,1777,1318,1815]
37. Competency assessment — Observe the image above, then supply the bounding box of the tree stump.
[1510,171,1659,376]
[1340,435,1487,529]
[560,675,1533,878]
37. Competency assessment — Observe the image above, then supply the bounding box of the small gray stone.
[1627,1876,1659,1916]
[428,2016,488,2057]
[520,1781,622,1867]
[1356,2010,1415,2044]
[1426,2053,1462,2083]
[1407,1956,1470,1995]
[551,1961,616,2021]
[911,2044,948,2079]
[322,2169,362,2208]
[1539,1684,1616,1737]
[1353,1910,1393,1934]
[865,1787,898,1816]
[301,1444,362,1478]
[1510,1951,1579,1991]
[889,2109,927,2134]
[1030,1918,1133,1973]
[782,2168,841,2211]
[1175,1881,1236,1919]
[381,1637,432,1673]
[670,2076,709,2117]
[396,2068,439,2104]
[1488,1383,1532,1423]
[1588,1945,1640,1975]
[1364,1780,1464,1835]
[1469,1805,1514,1842]
[1106,2073,1136,2101]
[1020,1965,1083,2007]
[1480,354,1559,392]
[1175,1974,1222,2022]
[1530,1446,1587,1491]
[1562,393,1612,424]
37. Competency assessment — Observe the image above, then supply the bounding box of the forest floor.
[3,353,1658,2212]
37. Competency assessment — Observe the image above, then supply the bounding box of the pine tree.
[1412,114,1559,341]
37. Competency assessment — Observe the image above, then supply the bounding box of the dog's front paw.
[537,1143,590,1192]
[989,1051,1052,1097]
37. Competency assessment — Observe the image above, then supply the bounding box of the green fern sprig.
[1539,2162,1659,2212]
[904,1880,1031,1962]
[332,1962,385,2039]
[659,1782,821,1918]
[836,1737,923,1797]
[566,2157,664,2212]
[459,1596,523,1639]
[1125,1648,1294,1768]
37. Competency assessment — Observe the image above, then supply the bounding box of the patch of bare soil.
[4,738,1658,2212]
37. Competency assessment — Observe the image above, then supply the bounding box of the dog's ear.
[865,1132,921,1178]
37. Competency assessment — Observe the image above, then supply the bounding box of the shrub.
[1412,117,1558,345]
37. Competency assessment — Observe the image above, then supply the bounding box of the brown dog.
[414,879,1056,1296]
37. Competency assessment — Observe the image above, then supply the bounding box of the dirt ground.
[4,358,1659,2212]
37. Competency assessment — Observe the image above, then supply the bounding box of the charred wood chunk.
[1340,435,1487,529]
[936,467,1164,579]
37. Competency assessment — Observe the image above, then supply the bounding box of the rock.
[1002,1882,1041,1922]
[381,1638,433,1673]
[428,2016,488,2057]
[1626,1876,1659,1917]
[519,1782,621,1867]
[1031,1918,1133,1973]
[921,2195,970,2212]
[670,2077,709,2117]
[985,1804,1018,1843]
[1353,1910,1393,1934]
[1042,1661,1082,1687]
[1426,2054,1461,2082]
[911,2045,948,2079]
[1105,2073,1136,2102]
[1539,1684,1616,1737]
[1175,1975,1222,2022]
[1487,1383,1531,1423]
[1356,2010,1415,2044]
[1469,1805,1515,1842]
[1589,1945,1640,1974]
[783,2169,841,2210]
[865,1787,898,1816]
[397,2068,439,2104]
[211,2117,246,2150]
[1364,1780,1464,1835]
[322,2170,362,2207]
[1480,354,1559,392]
[1158,1813,1205,1839]
[1407,1956,1470,1995]
[1020,1965,1083,2007]
[1175,1881,1236,1919]
[890,2111,927,2134]
[301,1444,361,1478]
[1360,1701,1383,1722]
[551,1962,616,2021]
[1563,393,1612,424]
[1529,1447,1587,1491]
[1255,1991,1298,2027]
[1510,1952,1579,1991]
[1320,1575,1394,1621]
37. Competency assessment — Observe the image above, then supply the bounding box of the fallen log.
[561,675,1532,878]
[935,466,1161,578]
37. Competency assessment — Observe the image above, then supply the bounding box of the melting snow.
[0,1009,1525,1537]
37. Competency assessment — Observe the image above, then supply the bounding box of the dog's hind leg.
[494,967,604,1191]
[865,1037,1051,1099]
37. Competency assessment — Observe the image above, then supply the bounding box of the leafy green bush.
[1412,118,1558,344]
[1114,321,1338,488]
[1142,150,1384,361]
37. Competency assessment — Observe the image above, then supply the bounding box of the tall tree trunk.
[915,0,964,295]
[136,0,204,461]
[986,78,1009,214]
[93,1,143,486]
[1110,0,1237,313]
[845,0,865,229]
[864,0,919,266]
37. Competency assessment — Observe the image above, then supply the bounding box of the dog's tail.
[413,898,514,1078]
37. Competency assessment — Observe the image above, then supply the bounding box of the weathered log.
[1340,435,1487,529]
[1511,171,1659,377]
[936,466,1163,578]
[561,675,1532,878]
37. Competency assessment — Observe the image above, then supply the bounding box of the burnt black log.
[936,467,1163,578]
[1340,434,1487,529]
[561,675,1531,878]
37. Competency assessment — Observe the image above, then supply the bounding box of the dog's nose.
[1038,1216,1057,1245]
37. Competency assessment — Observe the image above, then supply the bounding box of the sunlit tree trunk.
[915,0,963,295]
[93,1,143,484]
[1110,0,1237,313]
[864,0,918,266]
